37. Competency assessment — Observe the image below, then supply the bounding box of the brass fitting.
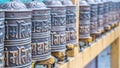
[66,44,77,57]
[51,52,65,61]
[32,62,35,68]
[114,22,119,27]
[110,23,115,28]
[33,56,55,68]
[79,37,92,43]
[104,25,111,31]
[91,32,101,41]
[97,29,104,34]
[91,34,96,41]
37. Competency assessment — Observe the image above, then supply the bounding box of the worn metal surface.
[79,0,91,39]
[113,0,119,25]
[94,0,104,31]
[61,0,76,45]
[86,0,99,35]
[108,0,113,25]
[0,10,4,68]
[26,1,51,61]
[102,0,110,28]
[0,0,32,67]
[44,0,66,52]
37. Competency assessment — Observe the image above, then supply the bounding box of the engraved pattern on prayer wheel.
[26,1,51,61]
[86,0,99,35]
[79,0,91,39]
[108,0,113,25]
[61,0,76,45]
[44,0,66,52]
[0,0,32,67]
[0,10,5,68]
[94,0,104,32]
[102,0,110,28]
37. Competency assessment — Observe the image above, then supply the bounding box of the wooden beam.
[58,26,120,68]
[111,38,119,68]
[72,0,77,4]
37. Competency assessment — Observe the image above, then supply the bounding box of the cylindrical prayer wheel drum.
[79,0,92,42]
[114,0,119,26]
[109,0,118,28]
[108,0,114,27]
[94,0,104,33]
[0,10,5,68]
[86,0,100,39]
[44,0,66,53]
[118,0,120,24]
[0,0,32,67]
[116,0,120,24]
[102,0,111,31]
[26,1,51,61]
[61,0,76,46]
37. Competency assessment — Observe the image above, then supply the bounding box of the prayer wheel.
[86,0,100,40]
[111,0,118,27]
[79,0,92,43]
[108,0,114,28]
[0,0,32,67]
[44,0,66,61]
[118,0,120,24]
[94,0,104,33]
[61,0,76,47]
[114,0,119,26]
[26,0,51,61]
[0,10,4,68]
[102,0,111,31]
[60,0,77,57]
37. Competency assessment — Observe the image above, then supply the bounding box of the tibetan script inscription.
[104,2,109,26]
[66,6,76,44]
[4,11,32,68]
[31,8,51,61]
[51,32,66,46]
[4,45,31,67]
[79,4,91,38]
[90,4,98,34]
[5,20,31,40]
[97,3,104,28]
[50,6,66,52]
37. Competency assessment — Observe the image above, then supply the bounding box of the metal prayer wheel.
[44,0,66,52]
[114,0,119,25]
[111,0,117,25]
[60,0,76,45]
[0,10,4,68]
[86,0,100,38]
[0,0,32,67]
[118,0,120,23]
[108,0,114,27]
[94,0,104,33]
[102,0,111,30]
[26,0,51,61]
[79,0,92,42]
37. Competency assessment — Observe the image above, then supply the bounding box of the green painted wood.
[0,0,8,4]
[0,0,44,4]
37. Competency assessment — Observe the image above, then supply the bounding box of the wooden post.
[71,0,79,46]
[68,0,80,57]
[111,38,120,68]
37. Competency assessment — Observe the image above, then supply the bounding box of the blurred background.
[0,0,44,4]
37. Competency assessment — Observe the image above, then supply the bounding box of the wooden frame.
[58,26,120,68]
[58,0,120,68]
